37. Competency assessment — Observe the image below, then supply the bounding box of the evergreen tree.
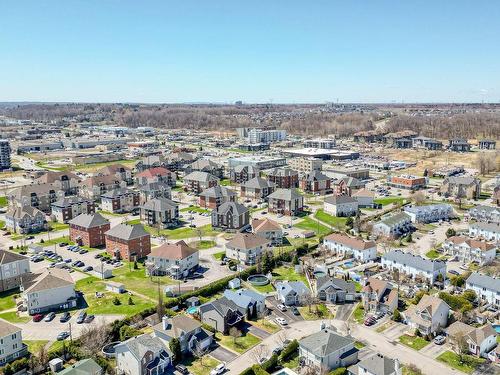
[169,338,182,363]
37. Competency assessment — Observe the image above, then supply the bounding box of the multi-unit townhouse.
[465,273,500,308]
[0,250,30,293]
[211,201,250,232]
[78,174,127,201]
[5,206,47,234]
[441,176,481,200]
[323,233,377,262]
[185,159,224,179]
[324,195,359,217]
[467,205,500,223]
[469,222,500,242]
[138,181,172,204]
[135,167,176,187]
[9,183,64,213]
[381,250,446,284]
[372,212,413,238]
[404,204,454,224]
[199,186,236,209]
[443,236,497,265]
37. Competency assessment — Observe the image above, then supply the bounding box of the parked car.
[276,317,288,326]
[434,335,446,345]
[175,364,189,374]
[57,331,70,341]
[210,363,226,375]
[272,346,283,356]
[291,306,300,316]
[60,312,71,323]
[59,242,68,247]
[44,312,56,322]
[84,314,95,323]
[83,266,93,272]
[449,270,460,276]
[76,311,87,324]
[33,314,44,322]
[277,304,287,312]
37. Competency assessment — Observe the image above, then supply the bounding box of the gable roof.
[101,187,137,199]
[153,314,201,338]
[299,327,355,357]
[445,236,496,252]
[383,250,446,272]
[352,188,375,198]
[275,281,309,297]
[355,353,398,375]
[226,233,270,250]
[252,218,281,233]
[6,205,45,220]
[117,334,169,361]
[466,272,500,293]
[105,223,149,240]
[69,213,109,228]
[199,185,236,199]
[324,195,357,205]
[150,241,197,260]
[0,249,29,265]
[0,319,21,337]
[136,167,172,178]
[268,167,298,177]
[242,177,275,189]
[213,201,248,216]
[52,196,90,208]
[58,359,102,375]
[24,268,74,293]
[141,197,178,211]
[316,276,356,294]
[324,233,376,251]
[223,288,266,310]
[184,171,219,183]
[268,188,302,201]
[199,296,242,318]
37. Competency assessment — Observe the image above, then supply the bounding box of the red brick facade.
[70,223,110,248]
[105,234,151,260]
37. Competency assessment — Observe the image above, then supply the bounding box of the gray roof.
[378,212,411,227]
[0,249,29,265]
[242,177,275,189]
[470,221,500,232]
[383,250,446,272]
[324,195,357,205]
[404,204,452,214]
[52,196,89,208]
[299,327,355,357]
[6,205,45,220]
[223,288,266,310]
[466,272,500,293]
[69,213,109,228]
[199,186,236,199]
[184,171,219,183]
[101,187,137,199]
[316,276,356,294]
[141,197,178,211]
[139,181,171,192]
[189,159,220,171]
[268,167,298,177]
[213,201,248,216]
[445,176,480,186]
[0,319,21,337]
[118,334,169,361]
[233,165,259,174]
[275,281,309,297]
[304,170,330,182]
[58,359,102,375]
[199,296,242,318]
[105,223,149,240]
[352,353,398,375]
[268,188,302,201]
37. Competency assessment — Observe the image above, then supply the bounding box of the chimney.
[162,315,169,330]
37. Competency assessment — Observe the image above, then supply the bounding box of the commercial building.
[303,138,336,149]
[228,155,287,170]
[386,175,427,190]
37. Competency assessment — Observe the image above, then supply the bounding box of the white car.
[210,363,226,375]
[276,317,288,326]
[277,304,287,312]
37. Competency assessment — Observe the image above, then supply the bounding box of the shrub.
[128,297,134,305]
[119,325,141,341]
[113,296,121,305]
[261,354,278,372]
[392,309,402,322]
[438,292,473,312]
[279,339,299,362]
[330,368,347,375]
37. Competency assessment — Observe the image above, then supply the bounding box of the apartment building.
[267,188,304,216]
[5,206,47,234]
[140,197,179,229]
[0,139,11,170]
[465,273,500,308]
[287,157,323,173]
[267,167,299,188]
[0,321,27,366]
[69,212,110,248]
[323,233,377,262]
[0,250,30,293]
[443,236,497,265]
[51,196,95,223]
[105,224,151,260]
[101,188,140,214]
[183,171,219,195]
[382,250,446,284]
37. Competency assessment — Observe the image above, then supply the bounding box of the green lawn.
[0,289,18,311]
[272,266,309,288]
[48,222,70,231]
[0,220,5,230]
[295,216,331,236]
[314,209,347,229]
[126,219,141,225]
[180,206,211,214]
[354,341,366,349]
[75,275,155,316]
[398,334,430,351]
[353,303,365,323]
[183,355,221,375]
[25,340,48,354]
[437,351,485,374]
[48,340,66,353]
[0,196,8,207]
[220,179,232,186]
[143,223,218,240]
[0,311,31,323]
[374,196,406,206]
[38,235,73,246]
[97,210,128,217]
[250,282,275,294]
[188,240,216,250]
[213,251,226,261]
[215,332,261,354]
[282,353,299,370]
[425,249,441,259]
[298,304,333,320]
[249,319,281,334]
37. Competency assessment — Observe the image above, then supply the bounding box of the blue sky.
[1,1,499,103]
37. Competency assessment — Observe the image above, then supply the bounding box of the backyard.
[374,196,406,206]
[298,303,333,320]
[271,266,309,288]
[313,209,347,229]
[182,355,221,375]
[294,216,331,236]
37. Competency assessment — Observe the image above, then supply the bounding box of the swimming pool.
[187,306,198,314]
[494,325,500,334]
[344,261,354,268]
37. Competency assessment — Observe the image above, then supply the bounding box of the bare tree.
[250,344,270,364]
[411,191,426,206]
[276,330,289,346]
[192,342,210,366]
[79,322,112,357]
[449,330,469,364]
[229,327,242,345]
[301,293,317,313]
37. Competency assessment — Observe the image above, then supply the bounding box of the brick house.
[266,167,299,189]
[105,223,151,260]
[183,171,219,195]
[299,170,332,194]
[240,177,275,199]
[199,186,236,209]
[100,188,140,214]
[69,212,110,248]
[51,196,95,223]
[267,188,304,216]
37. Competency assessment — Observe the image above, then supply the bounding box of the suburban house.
[267,167,299,188]
[185,159,224,179]
[20,268,77,315]
[403,204,454,224]
[323,195,359,217]
[140,197,179,229]
[275,281,310,306]
[115,334,171,375]
[198,296,245,334]
[0,250,30,293]
[447,321,497,358]
[223,288,266,318]
[372,212,413,238]
[479,140,496,150]
[347,353,401,375]
[69,212,110,248]
[469,222,500,242]
[0,320,27,366]
[406,295,450,335]
[183,171,219,195]
[299,170,332,194]
[443,236,497,265]
[335,177,365,196]
[225,232,270,265]
[412,136,443,150]
[100,188,140,214]
[299,326,358,373]
[467,205,500,223]
[240,177,276,199]
[352,188,375,208]
[465,273,500,308]
[268,188,304,216]
[211,201,250,232]
[138,181,172,204]
[5,205,47,234]
[251,218,283,245]
[51,196,95,223]
[135,167,176,187]
[199,186,236,209]
[146,241,199,279]
[362,277,398,314]
[152,315,213,354]
[230,165,259,183]
[57,359,103,375]
[323,233,377,262]
[381,250,446,284]
[316,276,357,304]
[105,223,151,260]
[78,174,127,201]
[440,176,481,200]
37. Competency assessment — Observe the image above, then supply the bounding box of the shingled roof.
[69,213,109,228]
[150,241,197,260]
[105,223,149,240]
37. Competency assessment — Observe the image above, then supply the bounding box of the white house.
[466,273,500,308]
[324,195,359,217]
[447,322,497,358]
[115,334,171,375]
[469,222,500,242]
[372,213,412,238]
[146,241,199,279]
[347,353,401,375]
[20,268,76,315]
[403,204,454,223]
[225,233,270,265]
[275,281,310,306]
[467,205,500,223]
[352,188,375,208]
[0,320,27,366]
[323,233,377,262]
[0,250,30,293]
[406,295,450,335]
[442,236,497,265]
[382,250,446,284]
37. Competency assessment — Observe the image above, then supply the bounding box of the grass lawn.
[215,332,261,354]
[10,234,26,241]
[220,179,232,186]
[352,303,365,323]
[75,275,155,316]
[399,334,430,351]
[437,351,485,374]
[183,355,220,375]
[48,340,66,353]
[25,340,48,354]
[374,196,406,206]
[0,196,8,207]
[250,282,275,294]
[375,322,393,333]
[282,353,299,370]
[0,289,19,311]
[272,266,309,288]
[249,319,281,334]
[144,224,218,240]
[314,209,347,229]
[0,220,5,229]
[0,311,31,323]
[180,206,211,214]
[48,222,70,231]
[354,341,366,349]
[38,235,73,246]
[213,251,226,261]
[298,304,333,320]
[126,219,141,225]
[97,210,128,217]
[294,216,331,236]
[188,240,216,250]
[425,249,441,259]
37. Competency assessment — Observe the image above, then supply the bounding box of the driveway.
[209,345,238,363]
[266,297,304,323]
[335,303,356,321]
[243,322,272,340]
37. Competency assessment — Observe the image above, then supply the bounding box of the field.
[437,351,485,374]
[143,223,218,240]
[188,240,217,249]
[0,311,31,323]
[25,340,49,354]
[294,216,331,236]
[38,235,73,246]
[313,209,348,229]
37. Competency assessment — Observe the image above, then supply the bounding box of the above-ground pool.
[494,325,500,334]
[102,342,120,358]
[248,274,270,286]
[187,306,199,314]
[314,270,327,278]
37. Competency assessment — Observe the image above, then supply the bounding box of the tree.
[292,255,299,265]
[392,309,402,322]
[462,289,477,303]
[450,331,469,364]
[250,344,270,365]
[192,341,210,366]
[229,327,242,345]
[133,260,138,269]
[406,364,423,375]
[412,191,426,206]
[345,217,354,228]
[169,338,182,363]
[446,228,456,238]
[79,322,112,357]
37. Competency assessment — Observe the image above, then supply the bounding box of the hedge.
[261,354,279,372]
[279,339,299,362]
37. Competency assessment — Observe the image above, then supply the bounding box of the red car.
[33,314,44,322]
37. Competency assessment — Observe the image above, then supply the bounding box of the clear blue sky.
[1,1,499,103]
